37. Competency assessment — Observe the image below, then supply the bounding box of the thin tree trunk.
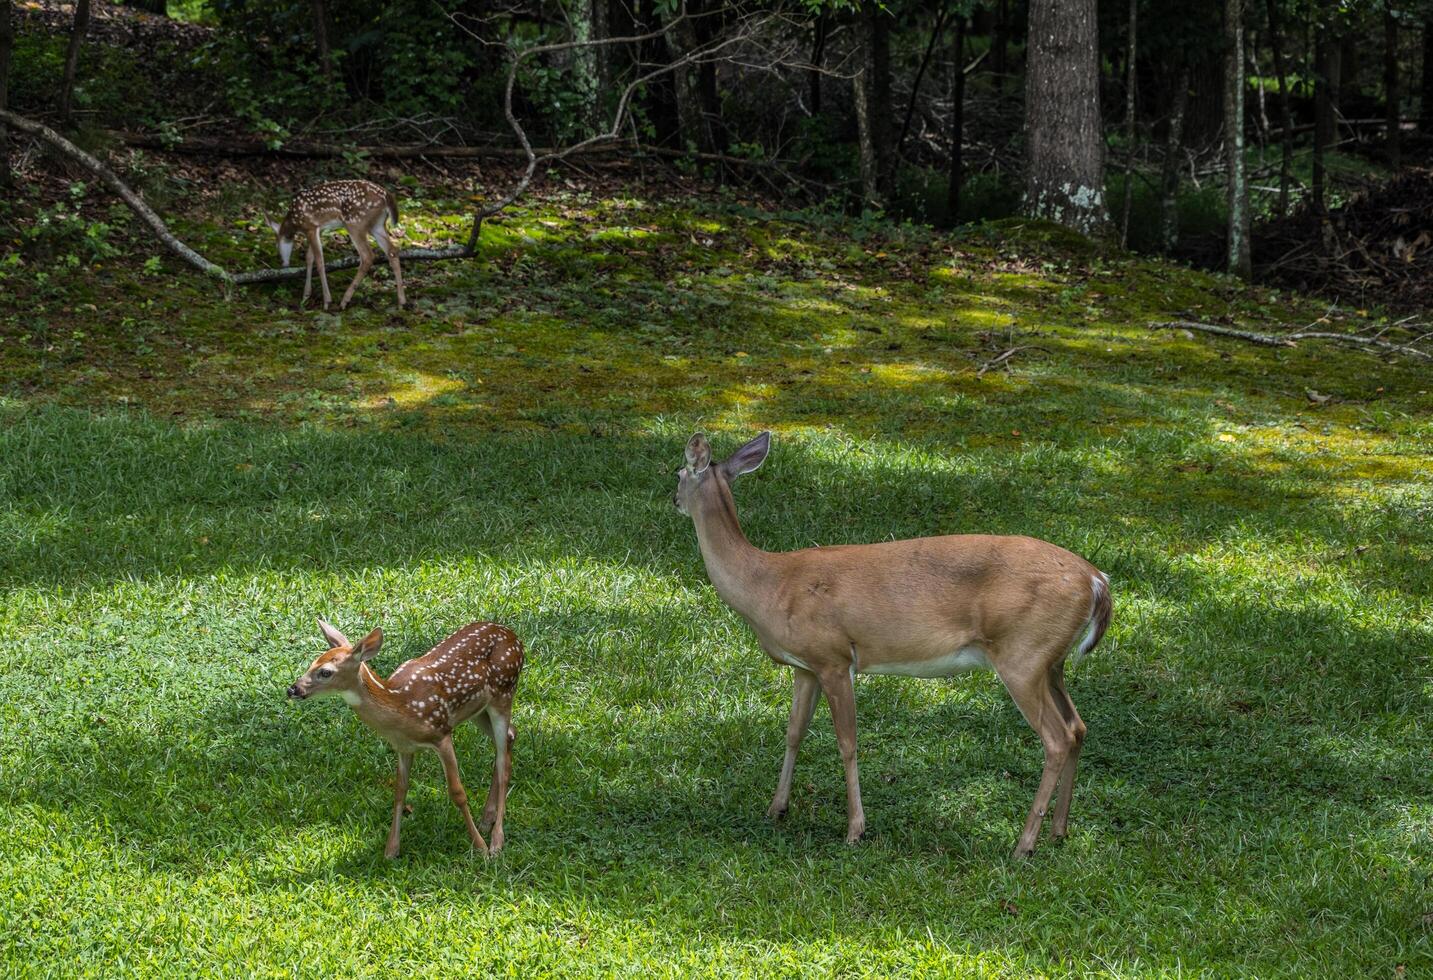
[0,0,11,187]
[1024,0,1108,235]
[810,11,827,116]
[1120,0,1137,247]
[853,1,893,208]
[1385,6,1401,168]
[947,14,967,221]
[59,0,92,125]
[1225,0,1251,278]
[1160,65,1189,254]
[1422,19,1433,130]
[1265,0,1294,216]
[898,5,950,154]
[1313,25,1338,214]
[569,0,598,129]
[992,0,1008,93]
[311,0,331,80]
[665,8,707,152]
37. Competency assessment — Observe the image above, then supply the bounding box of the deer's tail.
[1071,572,1112,664]
[385,189,401,232]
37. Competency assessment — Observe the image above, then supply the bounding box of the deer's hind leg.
[994,652,1079,860]
[309,229,332,309]
[372,222,405,308]
[341,224,375,310]
[1047,664,1087,842]
[476,696,514,854]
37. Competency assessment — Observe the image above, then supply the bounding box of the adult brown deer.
[264,179,406,310]
[673,431,1111,858]
[287,618,522,857]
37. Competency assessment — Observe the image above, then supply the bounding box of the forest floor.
[1,161,1431,977]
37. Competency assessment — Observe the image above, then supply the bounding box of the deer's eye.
[318,667,334,679]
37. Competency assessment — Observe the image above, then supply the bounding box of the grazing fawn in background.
[673,432,1112,858]
[287,618,523,857]
[265,179,406,310]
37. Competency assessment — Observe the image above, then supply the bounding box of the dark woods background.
[3,0,1430,283]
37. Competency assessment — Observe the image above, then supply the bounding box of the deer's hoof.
[487,833,504,856]
[1011,844,1036,861]
[844,822,865,845]
[383,845,400,860]
[765,802,788,822]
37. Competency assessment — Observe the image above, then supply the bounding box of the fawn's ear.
[318,618,350,649]
[685,433,711,473]
[722,431,771,480]
[352,627,384,661]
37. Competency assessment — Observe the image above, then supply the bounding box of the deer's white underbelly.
[862,646,991,678]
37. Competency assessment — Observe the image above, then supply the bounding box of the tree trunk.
[992,0,1008,92]
[1385,7,1401,168]
[1160,65,1189,254]
[665,8,707,153]
[853,1,894,208]
[1225,0,1251,279]
[311,0,331,80]
[1312,25,1339,214]
[1265,0,1294,217]
[1120,0,1137,247]
[568,0,598,130]
[947,14,967,221]
[898,5,950,154]
[1422,19,1433,130]
[810,11,827,116]
[0,0,11,187]
[1023,0,1108,235]
[59,0,92,125]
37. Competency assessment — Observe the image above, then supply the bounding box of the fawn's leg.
[384,751,413,859]
[435,736,488,856]
[302,246,314,306]
[309,229,332,309]
[768,667,821,820]
[340,228,374,310]
[373,224,405,308]
[479,698,514,854]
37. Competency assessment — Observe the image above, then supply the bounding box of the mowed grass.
[1,182,1431,977]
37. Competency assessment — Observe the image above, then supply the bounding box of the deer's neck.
[343,664,404,718]
[692,476,776,619]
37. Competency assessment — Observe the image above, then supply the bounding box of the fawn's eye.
[318,667,334,679]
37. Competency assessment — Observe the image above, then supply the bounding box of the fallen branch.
[1153,320,1433,361]
[976,345,1049,376]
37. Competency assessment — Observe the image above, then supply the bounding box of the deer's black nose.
[287,684,304,699]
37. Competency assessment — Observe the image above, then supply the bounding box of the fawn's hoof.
[844,822,865,845]
[766,802,788,821]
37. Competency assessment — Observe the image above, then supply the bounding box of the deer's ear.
[685,433,711,473]
[722,431,771,480]
[318,618,350,649]
[352,627,384,662]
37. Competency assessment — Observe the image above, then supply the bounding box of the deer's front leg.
[818,666,865,844]
[302,246,314,306]
[384,751,413,859]
[309,230,332,309]
[435,736,488,856]
[768,667,820,820]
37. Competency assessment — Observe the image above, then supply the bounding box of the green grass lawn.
[1,180,1431,976]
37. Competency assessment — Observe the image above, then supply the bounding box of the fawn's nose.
[287,683,304,699]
